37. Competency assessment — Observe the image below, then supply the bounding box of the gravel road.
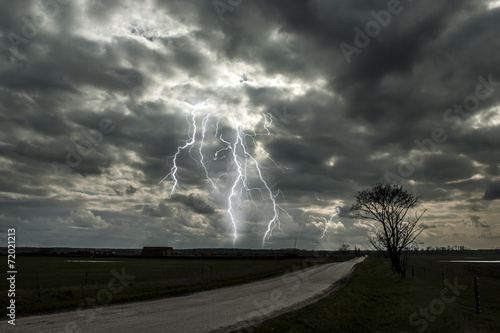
[3,257,365,333]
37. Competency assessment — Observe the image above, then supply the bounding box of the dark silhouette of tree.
[354,246,362,257]
[350,183,426,278]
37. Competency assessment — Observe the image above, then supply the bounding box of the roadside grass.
[0,255,348,317]
[250,255,500,333]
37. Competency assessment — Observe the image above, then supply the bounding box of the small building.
[141,246,175,257]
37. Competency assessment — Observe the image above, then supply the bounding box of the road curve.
[3,257,365,333]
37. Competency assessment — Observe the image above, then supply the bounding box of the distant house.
[141,246,175,257]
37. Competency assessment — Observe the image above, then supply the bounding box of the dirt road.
[3,257,365,333]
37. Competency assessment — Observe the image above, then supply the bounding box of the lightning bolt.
[315,193,325,201]
[321,206,341,238]
[159,98,287,246]
[159,97,213,195]
[199,113,218,191]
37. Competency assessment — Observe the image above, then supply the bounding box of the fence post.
[442,271,446,295]
[474,276,481,314]
[36,273,41,300]
[85,271,88,285]
[411,265,414,279]
[424,267,427,286]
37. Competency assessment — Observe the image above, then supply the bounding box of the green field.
[1,255,338,316]
[250,254,500,333]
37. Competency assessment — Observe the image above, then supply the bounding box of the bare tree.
[350,183,426,278]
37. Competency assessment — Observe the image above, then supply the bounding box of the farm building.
[141,246,175,257]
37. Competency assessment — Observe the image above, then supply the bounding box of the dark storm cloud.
[482,181,500,200]
[414,153,476,183]
[143,200,177,218]
[1,0,499,249]
[469,214,490,229]
[125,185,138,195]
[170,193,217,215]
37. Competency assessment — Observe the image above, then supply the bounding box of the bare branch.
[350,182,426,278]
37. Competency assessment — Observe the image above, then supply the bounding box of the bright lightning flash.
[159,99,287,245]
[321,206,341,238]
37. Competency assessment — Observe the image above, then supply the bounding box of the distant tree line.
[337,243,363,257]
[409,245,472,253]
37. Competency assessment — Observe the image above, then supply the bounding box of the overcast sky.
[1,0,500,250]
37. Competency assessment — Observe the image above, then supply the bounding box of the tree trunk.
[390,254,405,278]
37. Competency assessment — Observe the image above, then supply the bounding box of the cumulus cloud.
[66,209,108,229]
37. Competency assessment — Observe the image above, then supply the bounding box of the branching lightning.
[321,206,341,238]
[159,98,287,245]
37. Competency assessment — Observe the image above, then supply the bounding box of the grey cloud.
[482,181,500,200]
[469,214,490,229]
[171,193,217,215]
[142,201,177,218]
[420,223,438,230]
[1,0,499,249]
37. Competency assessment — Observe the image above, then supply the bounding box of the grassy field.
[250,254,500,333]
[0,255,340,316]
